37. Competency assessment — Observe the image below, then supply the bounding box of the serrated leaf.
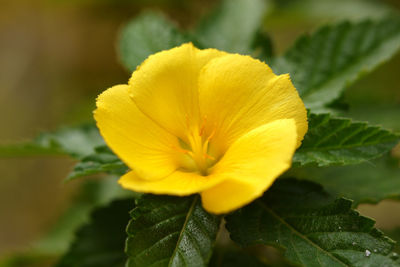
[119,11,189,71]
[67,146,128,180]
[274,17,400,109]
[346,106,400,132]
[0,124,103,159]
[293,113,399,167]
[226,179,400,267]
[194,0,270,54]
[56,199,134,267]
[293,155,400,206]
[385,229,400,254]
[126,195,220,267]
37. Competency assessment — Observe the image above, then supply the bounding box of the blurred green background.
[1,0,399,261]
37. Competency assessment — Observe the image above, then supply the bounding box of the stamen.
[204,153,215,160]
[207,126,216,141]
[199,116,207,136]
[202,139,210,155]
[175,118,218,175]
[171,145,191,155]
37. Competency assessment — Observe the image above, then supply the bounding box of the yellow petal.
[198,54,307,157]
[129,43,226,141]
[201,119,298,214]
[119,170,224,196]
[94,84,181,180]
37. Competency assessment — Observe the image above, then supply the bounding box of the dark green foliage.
[0,124,128,181]
[226,179,400,267]
[209,250,269,267]
[67,146,128,180]
[119,11,189,71]
[4,2,400,266]
[346,106,400,132]
[274,17,400,110]
[385,229,400,254]
[252,29,274,62]
[293,155,400,206]
[293,113,399,166]
[0,124,103,159]
[275,0,395,21]
[126,195,220,267]
[0,253,57,267]
[194,0,269,54]
[118,0,271,72]
[56,199,134,267]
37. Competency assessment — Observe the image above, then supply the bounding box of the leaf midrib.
[256,200,348,267]
[168,195,199,267]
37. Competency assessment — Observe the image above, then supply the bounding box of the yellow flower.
[94,43,307,214]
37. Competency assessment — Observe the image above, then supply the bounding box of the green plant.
[2,0,400,266]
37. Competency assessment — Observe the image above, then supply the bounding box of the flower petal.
[129,43,226,141]
[119,170,224,196]
[198,54,307,157]
[201,119,298,214]
[94,84,181,180]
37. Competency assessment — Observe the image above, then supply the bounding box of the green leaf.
[0,124,103,159]
[119,11,189,71]
[274,17,400,109]
[56,199,134,267]
[346,106,400,132]
[273,0,396,23]
[226,179,400,267]
[251,29,274,62]
[126,195,220,267]
[209,250,269,267]
[194,0,270,54]
[293,113,399,167]
[67,146,128,180]
[385,228,400,254]
[0,253,56,267]
[292,155,400,206]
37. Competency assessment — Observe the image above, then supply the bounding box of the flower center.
[176,116,216,175]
